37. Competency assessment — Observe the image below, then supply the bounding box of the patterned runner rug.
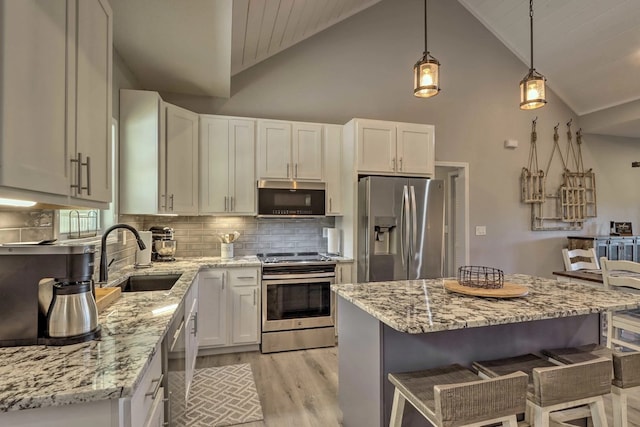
[175,364,264,427]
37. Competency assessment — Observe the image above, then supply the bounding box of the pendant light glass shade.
[520,69,546,109]
[414,53,440,98]
[414,0,440,98]
[520,0,546,110]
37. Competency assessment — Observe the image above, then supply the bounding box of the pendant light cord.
[424,0,428,54]
[529,0,534,69]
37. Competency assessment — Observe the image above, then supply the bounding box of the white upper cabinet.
[200,116,256,215]
[0,0,112,208]
[352,119,434,177]
[292,123,323,180]
[72,0,112,204]
[165,103,199,215]
[120,90,198,215]
[258,120,323,181]
[324,124,343,215]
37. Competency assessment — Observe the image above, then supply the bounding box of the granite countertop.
[332,274,640,334]
[0,256,260,413]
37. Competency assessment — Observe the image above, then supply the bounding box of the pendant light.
[414,0,440,98]
[520,0,546,110]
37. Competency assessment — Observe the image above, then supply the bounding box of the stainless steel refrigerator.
[357,176,445,282]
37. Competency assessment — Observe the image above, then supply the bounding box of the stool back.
[612,351,640,388]
[531,357,611,406]
[434,371,528,427]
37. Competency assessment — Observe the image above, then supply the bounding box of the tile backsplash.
[0,210,54,243]
[0,210,336,276]
[120,215,336,258]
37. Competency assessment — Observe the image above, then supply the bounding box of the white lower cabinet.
[143,386,164,427]
[199,267,260,350]
[334,262,353,338]
[184,280,199,400]
[129,343,163,427]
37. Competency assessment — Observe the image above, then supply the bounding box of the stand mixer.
[150,226,177,261]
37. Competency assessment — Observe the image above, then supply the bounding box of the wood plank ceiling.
[231,0,381,76]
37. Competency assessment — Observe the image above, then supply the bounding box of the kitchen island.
[332,274,640,427]
[0,256,260,426]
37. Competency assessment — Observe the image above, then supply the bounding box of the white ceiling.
[111,0,640,137]
[458,0,640,117]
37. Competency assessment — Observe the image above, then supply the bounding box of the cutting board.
[443,280,528,298]
[95,287,121,313]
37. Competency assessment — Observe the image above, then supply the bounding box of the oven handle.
[262,276,335,285]
[262,272,336,280]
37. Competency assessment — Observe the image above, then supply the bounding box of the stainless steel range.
[258,252,336,353]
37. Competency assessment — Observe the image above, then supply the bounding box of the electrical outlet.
[475,226,487,236]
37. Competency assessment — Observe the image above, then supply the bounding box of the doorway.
[435,162,469,277]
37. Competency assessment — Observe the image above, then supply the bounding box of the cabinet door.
[229,119,256,214]
[258,120,292,179]
[229,268,260,345]
[356,120,396,174]
[396,123,434,176]
[0,0,70,196]
[119,90,163,214]
[143,387,165,427]
[337,263,353,284]
[73,0,112,203]
[165,103,199,214]
[200,116,229,213]
[231,285,259,345]
[324,125,342,215]
[292,123,323,180]
[197,270,227,348]
[185,280,199,400]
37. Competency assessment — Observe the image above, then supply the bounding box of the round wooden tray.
[443,280,528,298]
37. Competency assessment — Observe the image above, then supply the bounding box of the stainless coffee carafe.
[47,281,98,338]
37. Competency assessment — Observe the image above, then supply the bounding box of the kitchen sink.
[119,274,182,292]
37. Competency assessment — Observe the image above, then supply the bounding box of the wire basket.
[457,266,504,289]
[68,210,98,239]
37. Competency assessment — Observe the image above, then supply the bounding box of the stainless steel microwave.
[257,181,325,217]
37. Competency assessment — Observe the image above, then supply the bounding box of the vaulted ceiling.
[111,0,640,137]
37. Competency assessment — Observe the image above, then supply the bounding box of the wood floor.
[196,347,640,427]
[196,346,342,427]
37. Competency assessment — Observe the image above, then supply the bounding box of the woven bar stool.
[387,364,528,427]
[472,353,611,427]
[542,346,640,427]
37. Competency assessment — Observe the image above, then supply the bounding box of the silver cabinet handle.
[145,373,164,399]
[391,157,396,171]
[253,289,256,306]
[169,194,174,210]
[329,198,332,212]
[286,163,290,178]
[70,153,83,195]
[236,276,254,279]
[222,272,225,290]
[295,163,298,178]
[224,196,228,212]
[230,196,234,212]
[399,158,403,171]
[160,194,167,210]
[84,156,91,195]
[191,312,198,335]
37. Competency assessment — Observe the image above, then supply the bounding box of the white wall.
[119,0,640,277]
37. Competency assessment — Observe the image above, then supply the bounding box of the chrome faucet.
[99,224,146,283]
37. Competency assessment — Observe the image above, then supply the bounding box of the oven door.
[262,276,335,332]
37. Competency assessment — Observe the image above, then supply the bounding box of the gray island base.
[333,274,640,427]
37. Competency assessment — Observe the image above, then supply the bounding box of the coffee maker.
[150,226,177,261]
[0,244,100,347]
